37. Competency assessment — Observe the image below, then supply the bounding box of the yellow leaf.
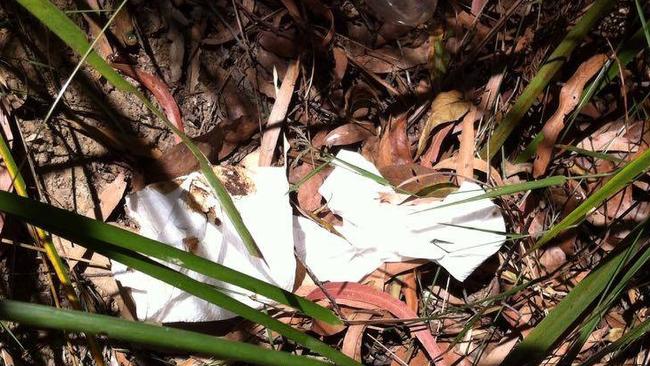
[416,90,470,157]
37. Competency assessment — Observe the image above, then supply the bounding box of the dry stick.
[479,0,618,160]
[258,60,300,166]
[457,107,478,183]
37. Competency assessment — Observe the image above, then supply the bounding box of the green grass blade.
[15,0,264,261]
[501,222,650,366]
[0,190,340,325]
[634,0,650,48]
[534,147,650,250]
[412,175,567,213]
[581,317,650,366]
[0,300,332,366]
[561,239,650,364]
[479,0,617,160]
[555,144,624,163]
[77,241,358,366]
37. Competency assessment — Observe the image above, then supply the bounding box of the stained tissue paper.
[114,150,506,322]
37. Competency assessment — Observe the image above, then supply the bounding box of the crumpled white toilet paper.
[114,150,506,323]
[295,150,506,282]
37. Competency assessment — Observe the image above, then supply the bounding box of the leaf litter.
[0,0,649,365]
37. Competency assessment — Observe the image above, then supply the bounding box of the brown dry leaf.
[471,0,489,15]
[477,335,519,366]
[479,73,504,114]
[533,54,608,177]
[375,115,413,169]
[323,122,375,147]
[307,282,452,364]
[259,59,300,166]
[258,31,298,58]
[417,91,471,157]
[113,63,185,143]
[292,163,325,212]
[146,128,223,183]
[379,163,451,193]
[351,39,430,74]
[456,10,490,39]
[341,312,373,361]
[577,119,646,153]
[539,246,567,273]
[433,156,505,186]
[420,123,455,167]
[60,172,128,268]
[187,19,206,93]
[457,106,478,183]
[332,47,348,84]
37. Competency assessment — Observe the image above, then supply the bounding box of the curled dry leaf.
[577,119,646,153]
[417,90,471,157]
[112,63,185,142]
[341,312,373,361]
[259,59,300,166]
[323,122,375,147]
[375,115,413,169]
[145,127,223,183]
[533,54,608,177]
[420,123,455,167]
[307,282,453,365]
[401,271,418,312]
[292,163,325,212]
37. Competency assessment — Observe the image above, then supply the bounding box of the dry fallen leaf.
[341,312,373,361]
[457,106,478,183]
[259,59,300,166]
[417,90,471,156]
[307,282,453,365]
[291,163,325,212]
[113,63,185,143]
[332,47,348,85]
[477,335,519,366]
[375,115,413,169]
[323,122,375,147]
[533,54,608,177]
[420,123,455,167]
[351,40,431,74]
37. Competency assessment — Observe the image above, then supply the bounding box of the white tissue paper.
[114,150,506,323]
[296,150,506,282]
[112,165,296,322]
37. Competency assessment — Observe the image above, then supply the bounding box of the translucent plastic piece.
[365,0,438,26]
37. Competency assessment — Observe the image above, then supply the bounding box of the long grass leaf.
[72,241,359,366]
[534,147,650,250]
[581,317,650,366]
[479,0,617,160]
[0,300,332,366]
[0,190,340,325]
[15,0,264,260]
[501,222,650,366]
[412,175,567,213]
